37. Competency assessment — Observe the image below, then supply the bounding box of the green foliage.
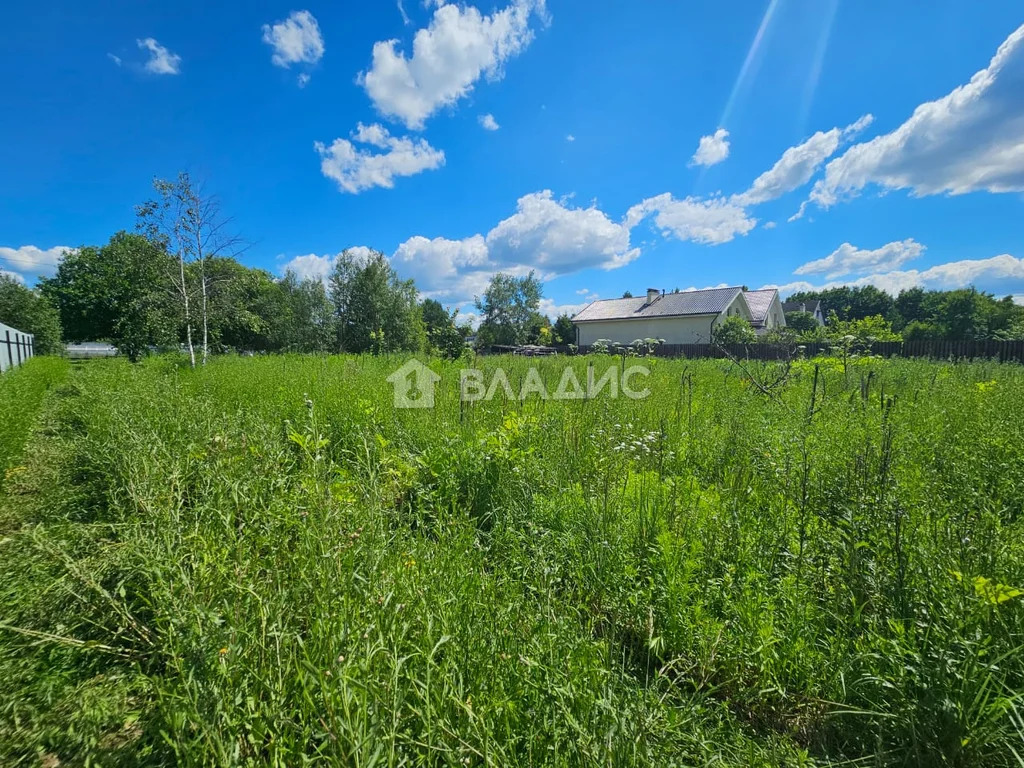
[0,357,67,491]
[826,312,902,342]
[712,314,757,344]
[475,271,542,346]
[40,232,176,361]
[783,310,819,334]
[329,249,423,353]
[788,285,896,323]
[551,313,575,346]
[421,298,466,359]
[0,275,63,355]
[789,285,1024,340]
[3,356,1024,765]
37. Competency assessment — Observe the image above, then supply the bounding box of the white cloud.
[808,24,1024,211]
[360,0,548,130]
[1,269,25,284]
[262,11,324,68]
[733,115,873,206]
[1013,295,1024,306]
[626,193,757,245]
[137,38,181,75]
[315,122,445,194]
[107,53,122,67]
[297,73,311,88]
[539,297,587,320]
[795,238,925,279]
[691,128,730,167]
[478,113,500,131]
[390,191,639,304]
[0,245,72,280]
[397,0,411,25]
[566,134,575,142]
[767,253,1024,298]
[488,191,639,273]
[281,246,374,283]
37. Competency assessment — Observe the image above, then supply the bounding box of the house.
[743,289,787,335]
[781,299,825,326]
[572,286,766,346]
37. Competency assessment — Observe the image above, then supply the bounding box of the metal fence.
[0,321,34,373]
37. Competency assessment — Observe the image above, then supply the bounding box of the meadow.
[1,352,1023,766]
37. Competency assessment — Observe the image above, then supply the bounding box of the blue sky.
[2,0,1023,322]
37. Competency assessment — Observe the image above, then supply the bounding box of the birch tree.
[136,173,242,366]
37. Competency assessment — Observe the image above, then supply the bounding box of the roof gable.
[743,289,780,327]
[573,287,744,322]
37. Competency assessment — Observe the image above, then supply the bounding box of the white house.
[743,289,787,335]
[572,286,779,346]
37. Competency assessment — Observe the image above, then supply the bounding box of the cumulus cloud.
[794,238,925,279]
[1,269,25,284]
[808,24,1024,211]
[566,134,575,142]
[488,191,639,273]
[262,11,324,69]
[137,38,181,75]
[281,246,374,283]
[767,253,1024,298]
[315,122,445,194]
[0,245,72,281]
[690,128,730,167]
[626,193,757,245]
[478,113,500,131]
[733,115,873,207]
[390,191,639,303]
[360,0,548,129]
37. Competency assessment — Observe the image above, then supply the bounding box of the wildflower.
[337,654,346,663]
[219,647,228,657]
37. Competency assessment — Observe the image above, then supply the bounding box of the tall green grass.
[0,357,68,495]
[2,353,1023,765]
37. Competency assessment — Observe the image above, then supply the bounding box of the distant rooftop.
[573,286,744,322]
[743,289,779,327]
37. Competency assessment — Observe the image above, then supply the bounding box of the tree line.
[1,174,581,362]
[784,285,1024,341]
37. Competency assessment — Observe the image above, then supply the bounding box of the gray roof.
[782,299,821,314]
[573,286,743,322]
[743,289,779,327]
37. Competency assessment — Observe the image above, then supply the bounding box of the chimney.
[646,288,660,304]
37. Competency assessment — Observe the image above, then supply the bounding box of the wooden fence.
[0,321,34,373]
[477,339,1024,363]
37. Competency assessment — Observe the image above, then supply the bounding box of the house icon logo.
[385,359,442,408]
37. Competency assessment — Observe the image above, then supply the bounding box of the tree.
[420,298,465,358]
[621,290,633,298]
[0,275,63,355]
[784,311,819,334]
[552,313,575,346]
[40,232,175,361]
[826,313,901,343]
[136,172,243,367]
[329,249,423,353]
[787,285,895,322]
[273,272,334,352]
[524,311,551,345]
[713,315,757,345]
[475,271,542,347]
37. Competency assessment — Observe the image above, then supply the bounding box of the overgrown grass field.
[2,353,1023,766]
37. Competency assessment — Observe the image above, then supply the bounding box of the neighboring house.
[742,289,787,335]
[66,342,119,359]
[572,287,756,346]
[782,300,825,325]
